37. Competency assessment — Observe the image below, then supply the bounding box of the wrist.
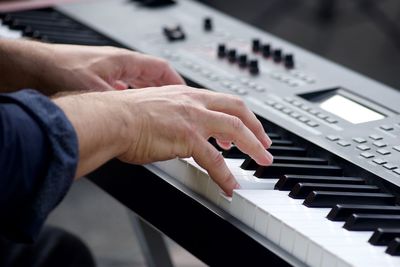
[53,91,131,177]
[0,39,52,93]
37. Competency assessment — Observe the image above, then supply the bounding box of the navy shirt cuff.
[0,89,78,242]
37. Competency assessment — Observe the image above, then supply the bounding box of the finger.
[204,93,272,148]
[201,111,273,166]
[112,80,129,90]
[192,137,239,196]
[216,139,232,150]
[120,53,185,86]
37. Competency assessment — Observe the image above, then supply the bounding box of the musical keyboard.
[2,1,400,266]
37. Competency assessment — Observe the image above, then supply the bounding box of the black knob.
[238,54,248,68]
[284,54,295,69]
[132,0,176,7]
[228,49,237,63]
[252,39,261,52]
[217,44,226,58]
[262,44,271,58]
[163,25,186,41]
[204,17,213,31]
[273,49,282,62]
[249,59,259,75]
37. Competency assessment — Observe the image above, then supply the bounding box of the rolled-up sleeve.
[0,89,78,242]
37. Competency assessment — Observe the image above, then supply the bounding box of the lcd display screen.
[319,94,385,124]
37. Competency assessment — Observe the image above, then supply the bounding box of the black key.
[222,146,245,158]
[328,205,400,221]
[369,228,400,246]
[46,36,112,46]
[24,24,94,35]
[6,18,80,28]
[5,13,65,22]
[344,214,400,231]
[386,237,400,256]
[222,145,306,159]
[304,192,396,208]
[267,132,281,140]
[275,175,365,190]
[10,10,60,19]
[269,139,293,146]
[241,156,328,170]
[254,164,342,178]
[268,146,307,157]
[289,183,380,199]
[29,30,103,40]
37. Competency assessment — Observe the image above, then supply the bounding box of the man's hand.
[54,86,273,196]
[0,39,184,94]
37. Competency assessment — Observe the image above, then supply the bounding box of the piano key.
[275,175,365,190]
[328,204,400,221]
[254,163,342,178]
[0,20,22,39]
[265,132,281,140]
[26,30,103,40]
[240,156,328,170]
[289,183,380,199]
[267,139,294,146]
[369,228,400,246]
[223,145,308,159]
[304,191,397,208]
[222,145,246,158]
[1,11,61,19]
[3,13,64,22]
[268,146,307,157]
[5,18,81,29]
[233,190,400,267]
[344,214,400,231]
[45,36,112,46]
[386,238,400,256]
[23,24,94,35]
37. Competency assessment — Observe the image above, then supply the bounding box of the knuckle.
[230,116,244,131]
[211,150,225,168]
[230,95,245,107]
[157,58,170,68]
[255,120,265,134]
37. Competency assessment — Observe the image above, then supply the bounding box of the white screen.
[319,95,385,124]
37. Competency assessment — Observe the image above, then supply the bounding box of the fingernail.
[264,149,274,164]
[264,134,272,148]
[234,183,241,189]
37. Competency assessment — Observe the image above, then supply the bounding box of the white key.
[0,20,22,39]
[233,190,400,267]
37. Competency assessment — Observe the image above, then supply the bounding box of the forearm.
[0,39,51,94]
[53,91,129,178]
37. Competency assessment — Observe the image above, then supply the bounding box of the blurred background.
[37,0,399,266]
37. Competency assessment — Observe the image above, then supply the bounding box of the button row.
[269,72,301,87]
[182,60,223,82]
[265,100,319,128]
[284,97,338,124]
[290,70,316,84]
[220,80,248,95]
[326,135,400,175]
[239,78,266,92]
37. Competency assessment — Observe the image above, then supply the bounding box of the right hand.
[116,85,273,196]
[56,85,273,196]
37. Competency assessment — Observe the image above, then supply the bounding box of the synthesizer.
[1,1,400,266]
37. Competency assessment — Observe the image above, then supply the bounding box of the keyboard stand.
[87,159,304,267]
[128,212,174,267]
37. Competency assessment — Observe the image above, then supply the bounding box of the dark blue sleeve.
[0,89,78,243]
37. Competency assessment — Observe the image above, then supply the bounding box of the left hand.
[0,39,185,94]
